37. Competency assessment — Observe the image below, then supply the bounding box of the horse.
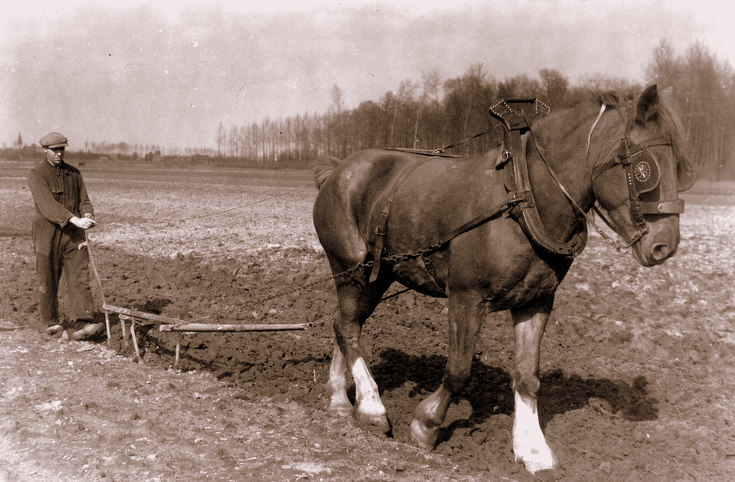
[311,84,695,473]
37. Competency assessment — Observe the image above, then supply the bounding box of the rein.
[521,111,632,251]
[433,124,502,154]
[491,100,588,257]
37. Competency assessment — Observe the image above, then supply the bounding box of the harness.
[368,147,517,285]
[364,97,684,287]
[368,99,579,286]
[490,99,588,257]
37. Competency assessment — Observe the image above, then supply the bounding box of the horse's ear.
[636,84,660,124]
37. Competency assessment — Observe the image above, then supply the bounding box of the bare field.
[1,160,734,481]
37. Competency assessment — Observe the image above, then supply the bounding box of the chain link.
[245,242,444,307]
[327,239,449,286]
[240,239,445,305]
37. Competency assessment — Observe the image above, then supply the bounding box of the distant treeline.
[213,40,734,180]
[4,40,732,179]
[1,144,209,163]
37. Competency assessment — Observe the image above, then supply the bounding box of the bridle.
[496,99,685,255]
[588,104,685,248]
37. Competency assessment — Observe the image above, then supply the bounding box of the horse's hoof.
[355,412,392,436]
[329,402,353,418]
[514,446,557,474]
[409,419,438,449]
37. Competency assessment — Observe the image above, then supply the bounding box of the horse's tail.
[313,155,340,190]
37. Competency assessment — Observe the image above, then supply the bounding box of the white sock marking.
[351,356,385,417]
[328,345,350,408]
[513,390,557,473]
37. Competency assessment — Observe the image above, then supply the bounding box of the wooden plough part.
[101,303,309,366]
[85,232,310,367]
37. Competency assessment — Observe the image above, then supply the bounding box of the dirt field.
[2,160,734,481]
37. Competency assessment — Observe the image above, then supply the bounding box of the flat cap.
[39,132,69,148]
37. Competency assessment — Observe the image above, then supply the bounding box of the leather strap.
[370,160,426,282]
[505,130,587,257]
[639,199,685,214]
[491,98,586,257]
[370,201,392,282]
[420,255,445,292]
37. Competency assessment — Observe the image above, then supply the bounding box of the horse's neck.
[528,111,596,211]
[526,110,600,238]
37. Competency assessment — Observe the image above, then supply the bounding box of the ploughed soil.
[1,161,734,481]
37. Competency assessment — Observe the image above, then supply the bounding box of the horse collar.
[492,103,588,258]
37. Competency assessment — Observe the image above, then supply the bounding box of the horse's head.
[591,84,696,267]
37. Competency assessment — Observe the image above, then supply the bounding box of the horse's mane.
[530,86,694,190]
[552,87,688,154]
[654,92,696,189]
[585,87,686,148]
[654,94,688,159]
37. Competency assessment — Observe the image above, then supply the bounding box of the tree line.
[216,40,733,180]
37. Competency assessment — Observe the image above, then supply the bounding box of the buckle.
[639,199,685,214]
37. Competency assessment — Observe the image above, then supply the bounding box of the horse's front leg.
[410,290,484,448]
[511,297,557,473]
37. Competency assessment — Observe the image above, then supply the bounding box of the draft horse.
[312,85,695,473]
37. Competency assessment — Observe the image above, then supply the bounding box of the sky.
[1,0,733,152]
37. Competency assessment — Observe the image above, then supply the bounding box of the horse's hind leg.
[511,297,557,473]
[327,338,351,416]
[327,278,392,435]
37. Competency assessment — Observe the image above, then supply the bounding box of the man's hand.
[70,216,97,230]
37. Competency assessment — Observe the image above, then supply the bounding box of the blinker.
[630,150,660,195]
[617,137,686,215]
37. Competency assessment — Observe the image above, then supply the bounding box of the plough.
[100,303,309,367]
[100,303,309,366]
[85,233,310,367]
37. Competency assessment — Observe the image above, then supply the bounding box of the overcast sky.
[1,0,733,151]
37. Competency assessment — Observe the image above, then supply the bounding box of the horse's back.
[313,148,508,262]
[313,149,427,220]
[315,147,502,205]
[315,149,420,189]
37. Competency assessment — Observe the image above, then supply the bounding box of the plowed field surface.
[2,160,734,481]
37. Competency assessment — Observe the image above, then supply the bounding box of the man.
[28,132,103,340]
